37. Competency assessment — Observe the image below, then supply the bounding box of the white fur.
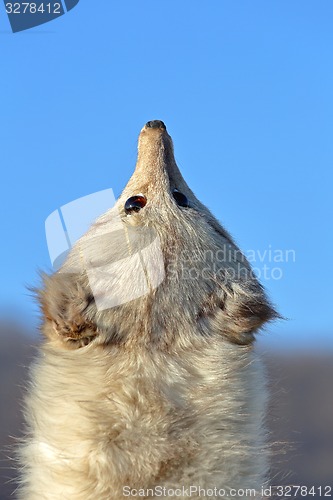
[20,340,268,499]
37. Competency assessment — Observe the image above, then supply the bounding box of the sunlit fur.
[18,122,277,499]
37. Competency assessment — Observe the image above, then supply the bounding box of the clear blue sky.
[1,1,332,350]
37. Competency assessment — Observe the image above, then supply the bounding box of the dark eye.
[172,189,189,208]
[124,195,147,214]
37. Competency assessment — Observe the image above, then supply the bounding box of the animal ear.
[38,273,98,349]
[203,281,278,346]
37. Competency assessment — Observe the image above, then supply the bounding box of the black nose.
[145,120,166,130]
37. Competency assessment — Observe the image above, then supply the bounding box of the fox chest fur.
[19,120,277,500]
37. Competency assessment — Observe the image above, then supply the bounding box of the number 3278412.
[5,3,62,14]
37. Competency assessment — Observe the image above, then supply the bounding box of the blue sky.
[1,1,332,350]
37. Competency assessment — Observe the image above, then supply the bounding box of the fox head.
[40,120,278,349]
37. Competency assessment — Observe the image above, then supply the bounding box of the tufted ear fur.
[220,286,278,345]
[38,272,98,349]
[199,281,278,346]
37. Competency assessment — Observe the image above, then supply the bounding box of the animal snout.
[145,120,166,130]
